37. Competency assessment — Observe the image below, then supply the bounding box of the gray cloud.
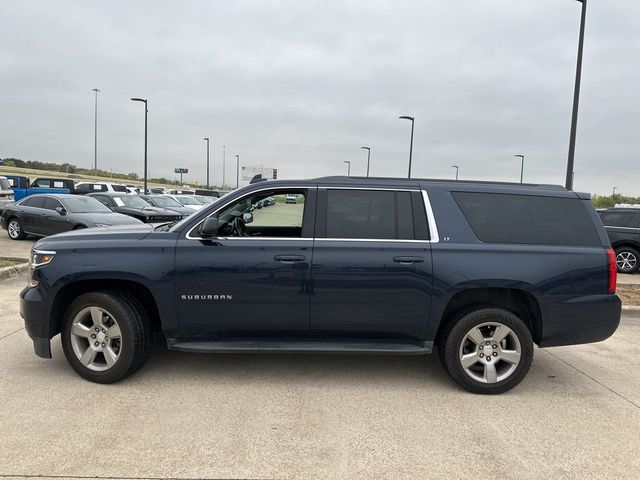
[1,0,638,194]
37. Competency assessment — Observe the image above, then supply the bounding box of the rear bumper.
[539,294,622,347]
[20,285,53,358]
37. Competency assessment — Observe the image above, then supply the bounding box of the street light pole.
[361,146,371,177]
[204,137,210,189]
[565,0,587,191]
[515,154,525,183]
[235,154,240,188]
[612,186,617,197]
[399,116,415,178]
[343,161,351,176]
[222,145,227,188]
[92,88,100,175]
[451,165,459,180]
[130,97,148,193]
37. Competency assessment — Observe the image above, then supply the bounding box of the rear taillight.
[607,248,617,294]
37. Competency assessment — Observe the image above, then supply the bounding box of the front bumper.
[20,285,53,358]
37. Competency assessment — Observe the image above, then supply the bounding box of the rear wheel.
[61,291,152,383]
[7,217,26,240]
[614,247,639,274]
[440,307,533,394]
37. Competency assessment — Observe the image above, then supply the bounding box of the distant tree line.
[592,194,640,209]
[0,157,183,186]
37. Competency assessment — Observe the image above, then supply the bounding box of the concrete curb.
[0,258,29,281]
[622,305,640,311]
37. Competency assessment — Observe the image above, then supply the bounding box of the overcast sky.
[1,0,638,194]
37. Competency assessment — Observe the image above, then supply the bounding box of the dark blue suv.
[20,177,621,394]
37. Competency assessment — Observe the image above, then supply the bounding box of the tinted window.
[601,211,635,227]
[326,190,395,239]
[23,196,46,208]
[43,197,63,210]
[396,191,414,240]
[452,192,601,246]
[62,196,112,213]
[112,185,127,192]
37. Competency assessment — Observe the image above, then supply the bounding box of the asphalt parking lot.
[1,272,639,479]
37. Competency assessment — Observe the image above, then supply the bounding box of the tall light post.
[361,146,371,177]
[92,88,100,175]
[515,154,525,183]
[565,0,587,191]
[203,137,210,189]
[612,186,617,197]
[130,97,148,193]
[235,154,240,188]
[451,165,459,180]
[222,145,227,188]
[399,116,415,178]
[343,160,351,176]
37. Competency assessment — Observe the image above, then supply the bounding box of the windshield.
[149,196,182,208]
[114,195,152,209]
[62,196,113,213]
[175,195,200,206]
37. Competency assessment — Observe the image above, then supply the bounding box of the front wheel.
[440,307,534,394]
[7,217,26,240]
[615,247,639,274]
[61,291,152,383]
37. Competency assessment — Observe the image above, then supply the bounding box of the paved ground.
[1,275,639,479]
[0,234,34,260]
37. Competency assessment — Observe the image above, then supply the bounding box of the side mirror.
[200,217,219,237]
[243,212,253,224]
[55,206,66,216]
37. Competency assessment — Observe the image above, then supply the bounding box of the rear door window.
[43,197,63,210]
[324,189,419,240]
[452,192,601,246]
[112,185,127,192]
[23,196,46,208]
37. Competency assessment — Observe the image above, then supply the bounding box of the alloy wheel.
[69,306,122,371]
[458,322,522,384]
[616,251,637,272]
[8,220,20,239]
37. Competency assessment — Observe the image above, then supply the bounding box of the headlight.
[29,249,56,288]
[95,223,111,227]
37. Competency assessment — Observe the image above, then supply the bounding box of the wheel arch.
[51,279,162,338]
[435,287,542,346]
[611,241,640,251]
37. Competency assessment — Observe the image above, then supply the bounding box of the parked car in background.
[149,187,166,194]
[165,189,195,195]
[285,193,298,204]
[193,194,217,205]
[194,189,220,198]
[30,177,76,193]
[75,182,129,195]
[138,194,195,216]
[1,194,142,240]
[5,175,71,201]
[87,192,184,223]
[165,194,205,212]
[599,207,640,273]
[0,176,15,210]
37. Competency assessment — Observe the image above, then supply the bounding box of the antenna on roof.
[249,174,267,184]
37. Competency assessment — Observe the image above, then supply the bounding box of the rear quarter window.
[452,192,601,246]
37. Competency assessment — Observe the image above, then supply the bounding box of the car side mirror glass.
[243,212,253,224]
[200,217,219,237]
[55,206,66,216]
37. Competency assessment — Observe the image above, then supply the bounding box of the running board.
[168,340,432,355]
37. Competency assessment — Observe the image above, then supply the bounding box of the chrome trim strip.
[319,186,419,192]
[315,238,428,244]
[604,225,640,231]
[422,190,439,243]
[31,249,56,268]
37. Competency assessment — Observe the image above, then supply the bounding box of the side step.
[168,339,432,355]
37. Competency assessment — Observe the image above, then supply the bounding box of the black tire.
[7,217,26,240]
[61,290,152,383]
[439,307,533,395]
[614,246,640,274]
